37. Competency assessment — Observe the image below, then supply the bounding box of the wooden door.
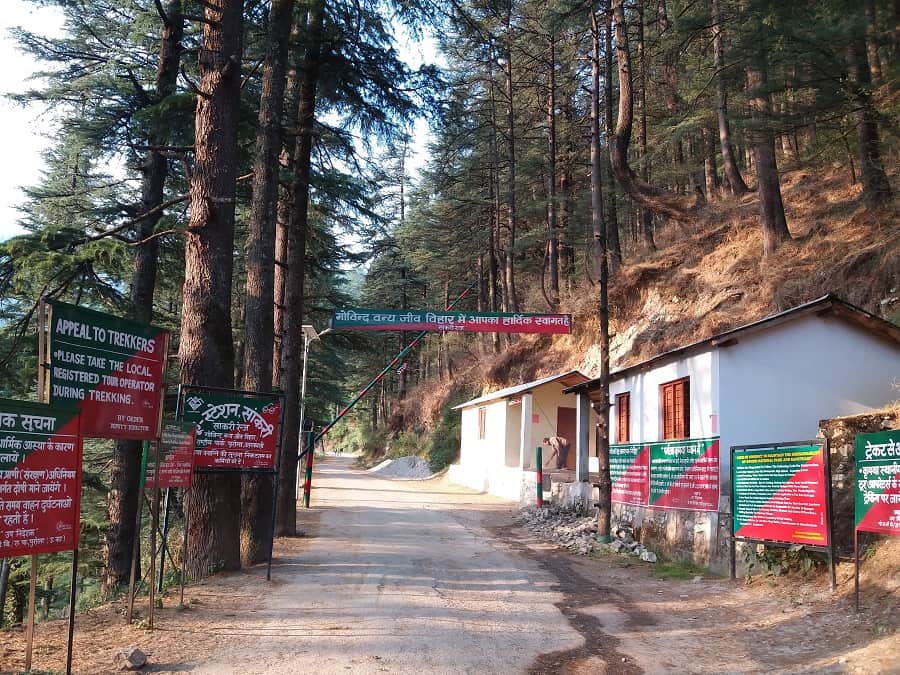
[556,406,577,470]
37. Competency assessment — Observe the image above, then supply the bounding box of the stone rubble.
[517,505,659,562]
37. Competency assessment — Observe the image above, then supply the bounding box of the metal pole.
[296,333,310,500]
[65,547,78,675]
[179,487,190,607]
[303,435,314,508]
[148,439,162,629]
[25,554,37,672]
[157,488,172,593]
[127,441,149,623]
[822,439,837,592]
[312,280,478,447]
[854,529,860,613]
[266,394,286,582]
[536,446,543,507]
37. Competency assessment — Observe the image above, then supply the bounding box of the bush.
[425,406,461,472]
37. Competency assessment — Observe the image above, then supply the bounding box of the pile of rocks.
[517,506,658,563]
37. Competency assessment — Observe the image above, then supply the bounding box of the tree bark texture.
[105,0,183,593]
[604,3,622,267]
[503,11,520,313]
[636,0,656,247]
[744,6,791,256]
[592,9,612,540]
[240,0,295,568]
[546,34,560,309]
[276,0,324,537]
[610,0,696,223]
[180,0,244,580]
[846,37,893,208]
[711,0,750,195]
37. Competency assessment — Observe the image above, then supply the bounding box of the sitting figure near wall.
[542,436,570,470]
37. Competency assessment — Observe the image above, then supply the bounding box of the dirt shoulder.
[481,507,899,675]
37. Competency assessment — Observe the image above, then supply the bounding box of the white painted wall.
[718,314,900,476]
[458,399,508,472]
[609,349,718,445]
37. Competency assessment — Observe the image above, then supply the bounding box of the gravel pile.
[368,455,434,479]
[518,506,658,562]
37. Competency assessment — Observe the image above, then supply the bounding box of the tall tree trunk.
[546,34,560,309]
[606,0,698,226]
[703,127,718,199]
[635,0,657,246]
[847,36,893,208]
[273,20,303,388]
[180,0,244,580]
[276,0,324,536]
[711,0,750,195]
[0,558,9,626]
[240,0,295,568]
[503,9,520,313]
[104,0,183,593]
[604,3,622,267]
[591,9,612,540]
[865,0,884,84]
[745,4,790,257]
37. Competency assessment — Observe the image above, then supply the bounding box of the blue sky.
[0,4,435,243]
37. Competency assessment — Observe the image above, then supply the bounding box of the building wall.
[609,349,718,445]
[459,399,508,471]
[504,400,522,467]
[528,382,599,468]
[718,314,900,488]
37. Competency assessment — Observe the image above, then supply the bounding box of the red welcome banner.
[331,308,572,334]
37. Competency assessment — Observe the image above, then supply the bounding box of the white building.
[447,371,595,501]
[563,295,900,567]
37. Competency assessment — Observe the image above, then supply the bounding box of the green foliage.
[653,559,707,580]
[743,544,824,581]
[424,402,462,472]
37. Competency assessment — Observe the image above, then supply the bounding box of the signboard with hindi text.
[732,443,830,546]
[610,442,650,506]
[45,300,168,439]
[649,437,720,512]
[855,430,900,536]
[145,422,197,490]
[0,399,83,557]
[180,389,282,471]
[331,308,572,334]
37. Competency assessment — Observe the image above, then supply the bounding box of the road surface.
[192,455,593,674]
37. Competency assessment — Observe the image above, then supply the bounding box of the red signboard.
[182,391,282,471]
[733,444,830,546]
[0,400,83,557]
[610,443,650,506]
[46,300,168,440]
[649,438,720,512]
[146,423,196,490]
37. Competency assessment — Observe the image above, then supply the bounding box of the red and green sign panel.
[145,423,196,490]
[610,442,649,506]
[733,444,829,546]
[331,309,572,334]
[47,300,168,440]
[0,399,83,557]
[182,391,281,470]
[649,437,720,512]
[855,430,900,536]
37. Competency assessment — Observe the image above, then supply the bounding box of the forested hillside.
[0,0,897,630]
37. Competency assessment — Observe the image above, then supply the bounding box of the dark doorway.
[557,406,577,470]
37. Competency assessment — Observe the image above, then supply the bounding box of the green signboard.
[0,399,83,557]
[855,429,900,536]
[733,444,829,546]
[46,300,168,439]
[331,308,572,334]
[649,437,719,511]
[181,390,281,471]
[610,442,649,506]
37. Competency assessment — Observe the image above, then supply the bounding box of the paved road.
[195,455,584,674]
